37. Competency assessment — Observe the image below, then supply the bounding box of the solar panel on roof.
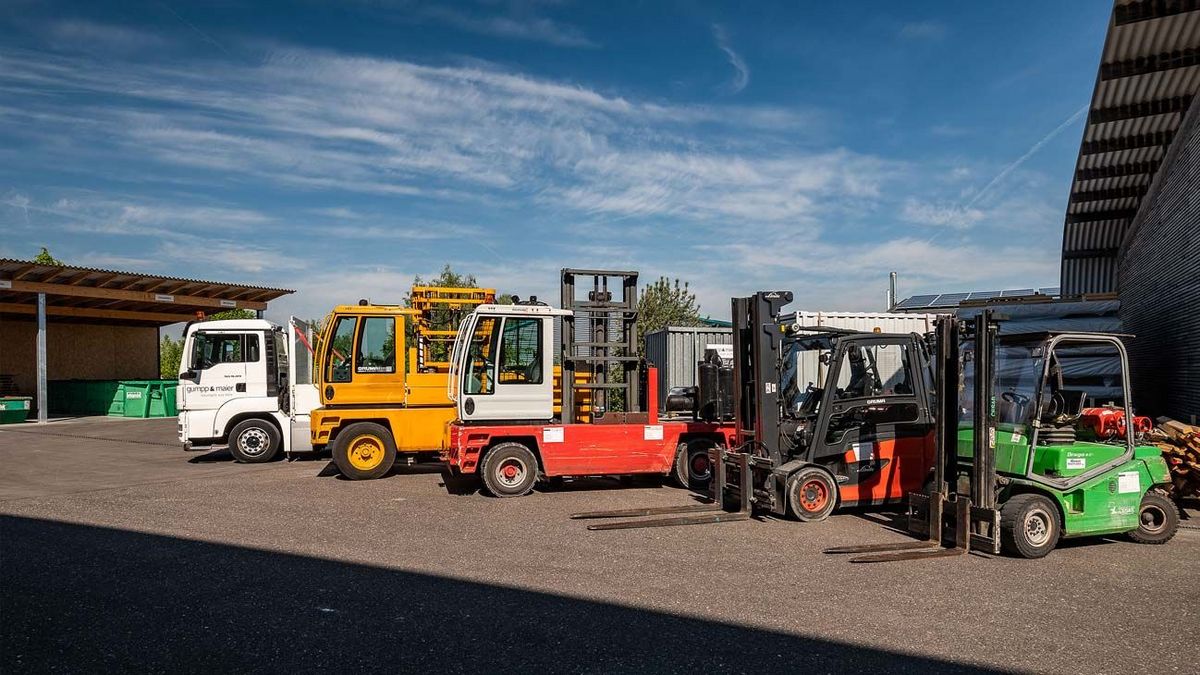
[1000,288,1036,297]
[894,294,938,309]
[1039,287,1060,295]
[967,291,1001,300]
[932,293,970,305]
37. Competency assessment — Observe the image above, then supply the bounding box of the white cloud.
[711,24,749,94]
[421,6,597,48]
[0,47,877,228]
[901,198,984,229]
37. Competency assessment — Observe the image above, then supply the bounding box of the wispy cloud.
[421,5,596,48]
[712,24,749,94]
[46,19,168,52]
[901,198,984,229]
[899,20,947,41]
[0,46,869,228]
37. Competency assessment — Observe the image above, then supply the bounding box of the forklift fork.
[570,448,754,530]
[824,312,1003,563]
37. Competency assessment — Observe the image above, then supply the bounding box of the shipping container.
[644,327,734,411]
[644,311,940,411]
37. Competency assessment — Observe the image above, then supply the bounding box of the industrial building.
[897,1,1199,421]
[0,259,292,422]
[1063,0,1199,421]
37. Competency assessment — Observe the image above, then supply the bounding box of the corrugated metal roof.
[0,258,293,325]
[1061,1,1200,294]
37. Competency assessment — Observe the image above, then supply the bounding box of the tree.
[159,334,185,379]
[159,308,257,377]
[34,247,64,266]
[636,276,704,356]
[405,265,511,364]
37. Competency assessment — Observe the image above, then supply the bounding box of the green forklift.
[829,311,1178,561]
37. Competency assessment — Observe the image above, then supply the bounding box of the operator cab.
[449,303,573,422]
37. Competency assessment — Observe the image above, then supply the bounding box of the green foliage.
[160,334,184,379]
[34,247,64,266]
[205,309,256,321]
[636,276,703,356]
[159,308,257,377]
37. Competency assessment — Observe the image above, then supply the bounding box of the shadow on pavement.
[1,515,998,673]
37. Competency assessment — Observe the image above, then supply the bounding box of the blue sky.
[0,1,1110,321]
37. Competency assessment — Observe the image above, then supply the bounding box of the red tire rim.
[690,452,711,480]
[799,478,829,513]
[497,458,526,488]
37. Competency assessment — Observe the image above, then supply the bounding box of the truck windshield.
[464,317,499,394]
[190,332,257,370]
[781,335,835,416]
[961,341,1043,426]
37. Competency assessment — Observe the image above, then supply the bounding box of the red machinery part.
[1078,406,1152,440]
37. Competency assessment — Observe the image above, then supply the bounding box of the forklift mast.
[730,291,794,465]
[560,269,640,424]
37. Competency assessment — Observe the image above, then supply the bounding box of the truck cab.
[177,317,319,462]
[448,302,571,423]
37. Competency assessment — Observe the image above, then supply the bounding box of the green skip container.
[121,381,156,418]
[0,396,32,424]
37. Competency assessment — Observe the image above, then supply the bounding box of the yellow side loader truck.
[310,286,494,479]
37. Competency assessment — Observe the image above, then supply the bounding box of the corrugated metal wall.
[644,327,733,411]
[1118,99,1200,421]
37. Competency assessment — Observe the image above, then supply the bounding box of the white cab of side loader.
[177,317,320,462]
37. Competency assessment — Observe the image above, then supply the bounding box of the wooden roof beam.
[0,302,195,324]
[1,278,268,310]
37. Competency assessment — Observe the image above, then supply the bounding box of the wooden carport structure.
[0,258,293,423]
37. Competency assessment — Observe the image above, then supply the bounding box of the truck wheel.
[672,439,716,490]
[1128,491,1179,545]
[1000,493,1061,559]
[481,442,538,498]
[228,419,281,463]
[332,423,396,480]
[786,467,838,522]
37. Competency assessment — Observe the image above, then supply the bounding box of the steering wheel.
[1002,391,1029,406]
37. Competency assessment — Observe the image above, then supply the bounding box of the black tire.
[481,442,539,498]
[331,422,397,480]
[785,467,838,522]
[1128,491,1179,545]
[1000,493,1061,559]
[227,418,282,463]
[671,439,716,491]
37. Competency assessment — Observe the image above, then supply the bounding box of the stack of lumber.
[1154,418,1200,497]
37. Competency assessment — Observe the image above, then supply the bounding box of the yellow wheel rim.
[347,434,385,471]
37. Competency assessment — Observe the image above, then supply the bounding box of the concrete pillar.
[37,292,47,424]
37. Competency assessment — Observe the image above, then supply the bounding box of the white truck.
[177,318,319,462]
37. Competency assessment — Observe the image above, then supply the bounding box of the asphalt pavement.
[2,417,1197,673]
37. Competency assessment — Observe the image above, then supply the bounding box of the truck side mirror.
[181,370,199,382]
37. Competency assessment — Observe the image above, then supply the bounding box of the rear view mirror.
[181,370,199,381]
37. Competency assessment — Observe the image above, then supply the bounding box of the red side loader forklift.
[441,270,737,496]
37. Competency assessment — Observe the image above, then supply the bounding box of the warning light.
[873,326,882,333]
